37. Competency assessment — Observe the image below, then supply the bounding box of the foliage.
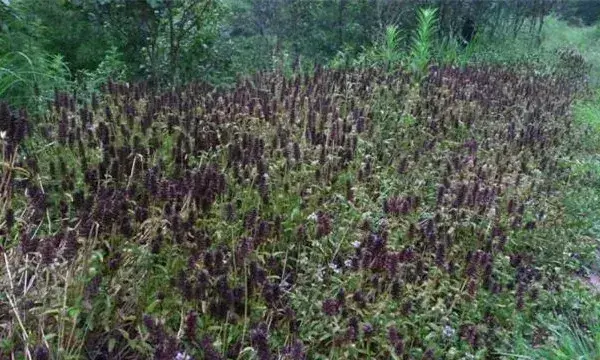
[434,31,479,69]
[0,57,594,359]
[574,91,600,149]
[462,16,600,87]
[10,0,113,73]
[541,17,600,85]
[409,8,438,77]
[331,7,439,76]
[91,0,222,86]
[539,318,600,359]
[340,24,404,71]
[555,0,600,26]
[380,25,403,71]
[505,89,600,360]
[0,1,73,110]
[77,46,129,94]
[2,0,566,93]
[1,1,600,359]
[0,51,71,111]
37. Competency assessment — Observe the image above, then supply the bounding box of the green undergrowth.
[470,16,600,86]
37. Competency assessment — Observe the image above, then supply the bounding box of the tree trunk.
[168,1,177,86]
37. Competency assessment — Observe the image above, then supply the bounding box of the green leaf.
[108,338,116,353]
[67,307,81,318]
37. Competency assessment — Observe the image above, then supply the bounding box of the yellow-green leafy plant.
[409,7,438,78]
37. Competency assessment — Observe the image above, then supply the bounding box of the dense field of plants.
[1,57,598,359]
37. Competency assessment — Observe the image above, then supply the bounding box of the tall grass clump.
[540,318,600,360]
[0,51,71,111]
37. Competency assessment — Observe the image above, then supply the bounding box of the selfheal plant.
[0,49,583,360]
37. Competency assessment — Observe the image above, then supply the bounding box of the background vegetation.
[2,0,591,103]
[1,0,600,359]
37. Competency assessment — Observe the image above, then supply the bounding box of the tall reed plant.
[409,8,438,78]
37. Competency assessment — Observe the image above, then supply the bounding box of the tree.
[86,0,219,86]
